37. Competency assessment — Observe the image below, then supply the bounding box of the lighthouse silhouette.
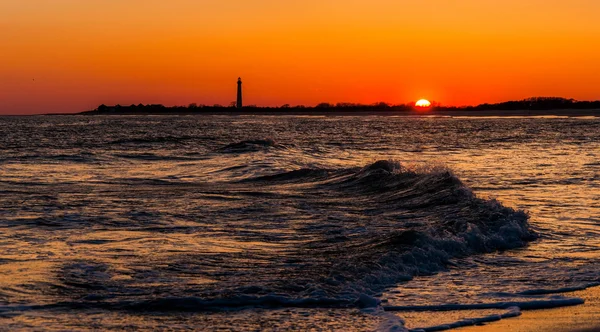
[236,78,243,108]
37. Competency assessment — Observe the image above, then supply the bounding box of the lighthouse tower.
[236,77,243,108]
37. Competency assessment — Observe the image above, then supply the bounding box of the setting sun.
[415,99,432,108]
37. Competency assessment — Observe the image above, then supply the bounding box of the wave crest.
[48,160,537,312]
[218,139,278,153]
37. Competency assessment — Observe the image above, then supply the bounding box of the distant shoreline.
[75,97,600,117]
[72,109,600,117]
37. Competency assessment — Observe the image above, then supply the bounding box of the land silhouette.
[82,97,600,116]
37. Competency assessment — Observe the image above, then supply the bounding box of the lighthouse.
[236,77,243,108]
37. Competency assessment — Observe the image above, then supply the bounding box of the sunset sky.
[2,0,600,114]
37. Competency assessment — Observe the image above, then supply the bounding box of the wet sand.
[458,286,600,332]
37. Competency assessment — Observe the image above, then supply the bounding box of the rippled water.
[0,115,599,331]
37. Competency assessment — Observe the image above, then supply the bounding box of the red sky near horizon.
[1,0,600,114]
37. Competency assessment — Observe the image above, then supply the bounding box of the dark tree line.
[84,97,600,115]
[85,102,414,114]
[461,97,600,111]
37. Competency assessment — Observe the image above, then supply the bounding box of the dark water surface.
[0,115,598,331]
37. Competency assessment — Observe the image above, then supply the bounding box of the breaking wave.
[46,160,536,313]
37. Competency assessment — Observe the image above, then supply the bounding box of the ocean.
[0,115,598,331]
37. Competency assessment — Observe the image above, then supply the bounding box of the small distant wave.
[217,139,280,153]
[119,295,349,312]
[107,135,211,145]
[241,168,335,183]
[112,153,206,161]
[4,154,99,164]
[100,178,182,186]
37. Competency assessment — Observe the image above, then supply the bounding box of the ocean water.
[0,115,598,331]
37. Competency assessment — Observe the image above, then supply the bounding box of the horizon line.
[92,96,600,109]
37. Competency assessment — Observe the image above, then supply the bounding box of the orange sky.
[1,0,600,114]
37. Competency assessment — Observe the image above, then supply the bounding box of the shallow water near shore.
[0,115,599,331]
